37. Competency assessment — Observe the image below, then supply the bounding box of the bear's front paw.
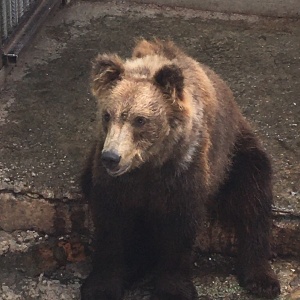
[151,273,197,300]
[241,269,280,299]
[80,272,124,300]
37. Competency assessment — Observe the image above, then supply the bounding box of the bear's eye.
[133,116,147,127]
[103,112,111,123]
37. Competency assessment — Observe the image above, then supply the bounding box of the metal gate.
[1,0,61,65]
[1,0,39,43]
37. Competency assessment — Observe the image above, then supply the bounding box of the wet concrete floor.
[0,1,299,299]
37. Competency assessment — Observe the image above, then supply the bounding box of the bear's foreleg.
[151,214,197,300]
[218,136,280,299]
[81,207,125,300]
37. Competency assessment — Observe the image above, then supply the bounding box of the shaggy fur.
[80,39,280,300]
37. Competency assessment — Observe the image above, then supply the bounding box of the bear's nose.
[101,150,121,170]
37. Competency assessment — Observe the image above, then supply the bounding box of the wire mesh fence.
[1,0,39,43]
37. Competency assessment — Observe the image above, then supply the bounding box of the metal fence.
[0,0,39,43]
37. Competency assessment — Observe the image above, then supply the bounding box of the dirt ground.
[0,1,299,299]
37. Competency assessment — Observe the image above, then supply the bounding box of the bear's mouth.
[106,164,131,177]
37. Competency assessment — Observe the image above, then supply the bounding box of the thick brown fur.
[80,39,280,300]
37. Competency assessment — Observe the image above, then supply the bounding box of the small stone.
[290,275,300,287]
[2,285,10,292]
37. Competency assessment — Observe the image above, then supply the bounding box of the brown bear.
[80,39,280,300]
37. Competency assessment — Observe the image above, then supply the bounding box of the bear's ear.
[153,64,184,100]
[132,39,159,58]
[91,54,124,95]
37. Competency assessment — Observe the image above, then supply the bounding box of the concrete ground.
[133,0,300,17]
[0,1,299,299]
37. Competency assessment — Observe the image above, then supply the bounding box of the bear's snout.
[101,150,121,170]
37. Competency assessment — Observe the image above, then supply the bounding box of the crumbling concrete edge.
[0,189,90,235]
[0,189,299,258]
[196,211,300,259]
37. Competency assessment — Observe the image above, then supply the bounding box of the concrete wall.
[131,0,300,17]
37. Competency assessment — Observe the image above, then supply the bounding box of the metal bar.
[7,0,13,34]
[19,0,24,20]
[12,0,18,27]
[24,0,29,11]
[1,0,7,39]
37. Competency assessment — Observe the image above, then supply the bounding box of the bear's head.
[91,53,192,176]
